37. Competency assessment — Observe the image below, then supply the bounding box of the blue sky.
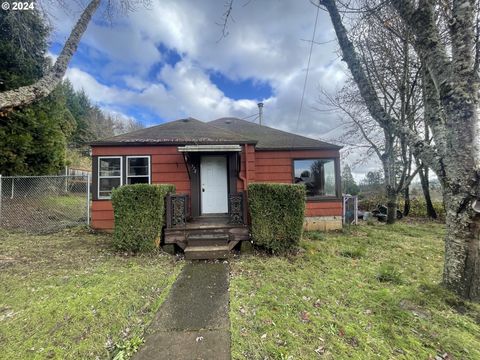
[45,0,380,178]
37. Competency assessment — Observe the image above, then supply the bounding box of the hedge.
[111,184,175,252]
[248,183,306,254]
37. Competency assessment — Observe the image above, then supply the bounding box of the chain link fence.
[0,175,90,233]
[343,195,358,225]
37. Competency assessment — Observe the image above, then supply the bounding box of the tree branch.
[320,0,443,175]
[389,0,452,95]
[0,0,102,114]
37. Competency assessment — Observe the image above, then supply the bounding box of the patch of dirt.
[399,300,432,319]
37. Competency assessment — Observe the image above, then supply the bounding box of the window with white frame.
[98,157,122,198]
[127,156,150,184]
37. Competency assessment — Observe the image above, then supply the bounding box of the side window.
[127,156,150,184]
[293,159,337,198]
[98,157,122,198]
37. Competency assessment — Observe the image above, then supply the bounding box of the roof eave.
[90,140,258,147]
[255,146,343,151]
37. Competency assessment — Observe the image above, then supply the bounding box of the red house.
[90,117,342,257]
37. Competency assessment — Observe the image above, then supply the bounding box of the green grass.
[0,227,183,359]
[230,221,480,359]
[43,195,86,207]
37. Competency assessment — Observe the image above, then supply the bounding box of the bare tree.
[321,8,425,223]
[319,0,480,300]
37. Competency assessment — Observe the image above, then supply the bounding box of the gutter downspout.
[239,144,249,191]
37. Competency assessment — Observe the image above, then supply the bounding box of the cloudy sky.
[46,0,379,179]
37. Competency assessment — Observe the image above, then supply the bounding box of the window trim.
[98,156,123,199]
[292,157,341,201]
[126,155,151,185]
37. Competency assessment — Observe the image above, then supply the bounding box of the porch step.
[184,245,230,260]
[187,233,229,247]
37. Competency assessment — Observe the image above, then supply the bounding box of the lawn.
[0,227,183,359]
[230,221,480,359]
[1,195,88,232]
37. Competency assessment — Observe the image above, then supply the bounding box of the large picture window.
[127,156,150,184]
[98,157,122,198]
[293,159,337,198]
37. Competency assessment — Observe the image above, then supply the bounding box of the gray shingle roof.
[91,117,341,151]
[91,118,256,146]
[209,117,341,150]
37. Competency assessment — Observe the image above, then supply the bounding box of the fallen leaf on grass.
[300,311,311,323]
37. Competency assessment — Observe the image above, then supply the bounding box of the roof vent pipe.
[257,102,264,125]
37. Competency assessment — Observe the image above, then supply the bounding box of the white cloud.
[48,1,373,172]
[65,61,258,121]
[46,51,58,64]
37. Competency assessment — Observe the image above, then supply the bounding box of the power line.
[295,1,320,131]
[241,113,258,120]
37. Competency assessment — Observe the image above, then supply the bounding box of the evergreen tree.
[342,164,360,195]
[360,170,384,192]
[0,10,74,175]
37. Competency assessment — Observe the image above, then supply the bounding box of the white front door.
[200,156,228,214]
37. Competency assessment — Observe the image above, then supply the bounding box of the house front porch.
[164,193,249,259]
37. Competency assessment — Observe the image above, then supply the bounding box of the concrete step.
[184,245,230,260]
[187,233,229,247]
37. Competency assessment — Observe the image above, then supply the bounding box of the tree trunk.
[382,132,397,225]
[321,0,480,300]
[403,186,410,217]
[418,165,437,219]
[443,191,480,301]
[0,0,101,113]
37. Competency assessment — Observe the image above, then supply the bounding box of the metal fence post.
[0,175,2,226]
[354,196,358,225]
[86,174,91,226]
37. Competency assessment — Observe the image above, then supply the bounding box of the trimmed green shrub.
[248,183,306,254]
[111,184,175,252]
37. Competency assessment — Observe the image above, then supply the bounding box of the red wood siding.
[254,149,342,217]
[92,146,190,230]
[91,200,114,230]
[305,201,342,217]
[91,145,342,231]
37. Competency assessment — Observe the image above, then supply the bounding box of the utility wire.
[295,1,320,131]
[241,113,258,120]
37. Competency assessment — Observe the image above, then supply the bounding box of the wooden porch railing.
[166,194,190,228]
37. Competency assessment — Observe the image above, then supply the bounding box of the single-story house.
[90,117,342,258]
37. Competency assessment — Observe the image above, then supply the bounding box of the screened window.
[293,159,337,197]
[127,156,150,184]
[98,157,122,198]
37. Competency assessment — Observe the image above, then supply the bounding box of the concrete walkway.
[134,262,231,360]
